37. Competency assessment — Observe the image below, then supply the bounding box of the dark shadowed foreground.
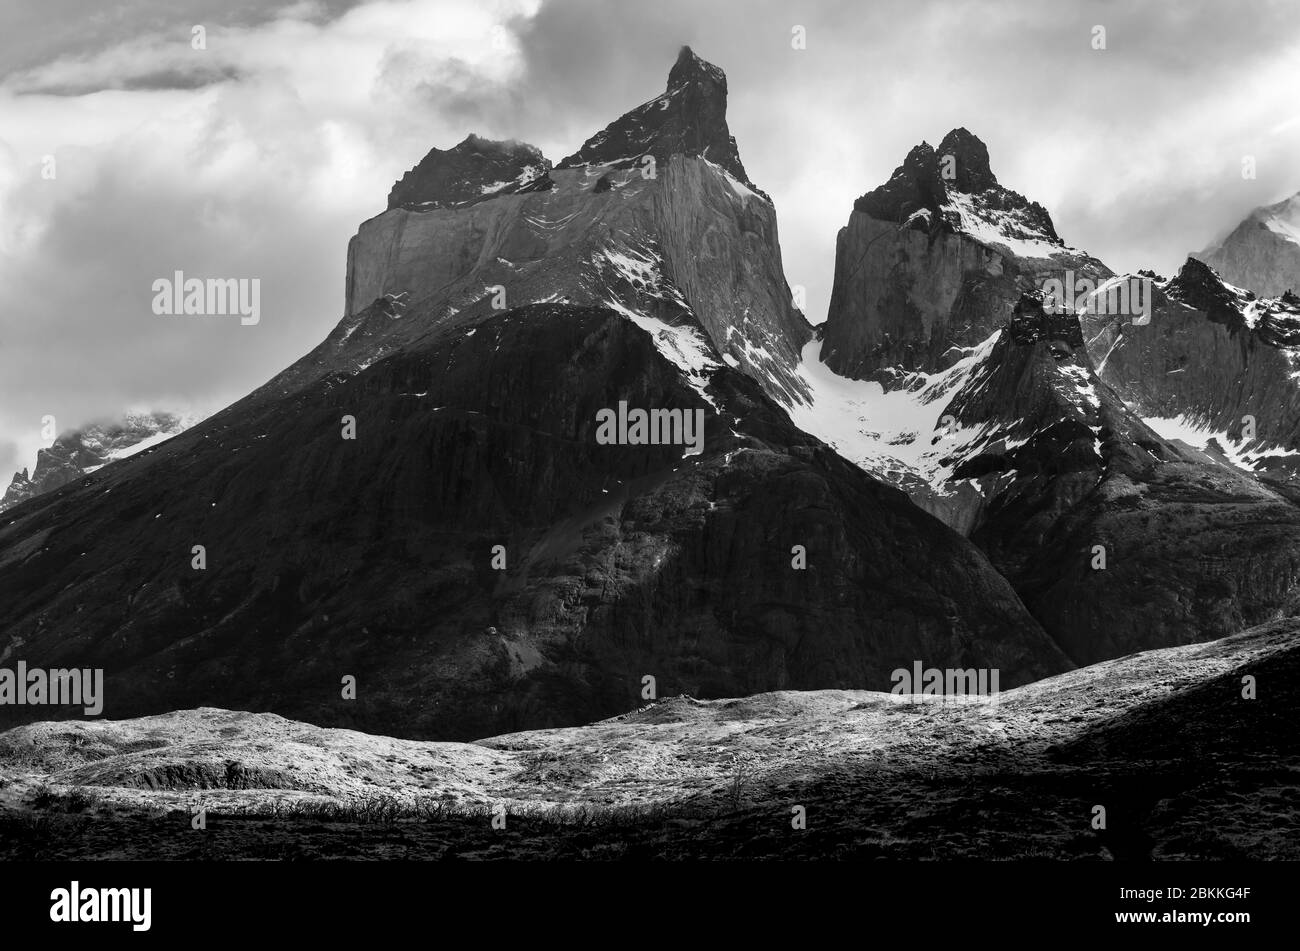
[1,620,1295,860]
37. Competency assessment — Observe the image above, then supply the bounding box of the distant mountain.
[1080,258,1300,488]
[0,411,197,513]
[1195,191,1300,298]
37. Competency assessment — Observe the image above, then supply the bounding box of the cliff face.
[556,46,760,195]
[386,135,551,212]
[335,46,810,409]
[934,294,1300,666]
[341,155,809,405]
[821,129,1108,383]
[1081,259,1300,485]
[1196,191,1300,298]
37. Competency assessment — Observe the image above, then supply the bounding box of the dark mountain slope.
[0,302,1065,739]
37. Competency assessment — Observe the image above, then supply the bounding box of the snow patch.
[789,332,1007,492]
[1143,413,1296,470]
[941,191,1065,259]
[603,297,719,409]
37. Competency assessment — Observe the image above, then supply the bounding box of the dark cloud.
[16,64,244,96]
[0,0,365,77]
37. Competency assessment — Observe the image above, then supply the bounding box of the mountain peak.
[1195,188,1300,297]
[668,45,726,92]
[936,127,997,193]
[387,136,551,211]
[854,129,1061,251]
[556,47,762,197]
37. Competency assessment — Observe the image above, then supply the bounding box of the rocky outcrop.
[1195,191,1300,298]
[332,48,810,408]
[821,129,1107,382]
[386,134,551,211]
[556,46,761,197]
[0,411,196,514]
[929,293,1300,665]
[1080,258,1300,483]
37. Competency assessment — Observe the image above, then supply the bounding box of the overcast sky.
[2,0,1299,478]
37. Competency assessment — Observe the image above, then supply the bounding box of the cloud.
[0,0,368,77]
[15,65,245,96]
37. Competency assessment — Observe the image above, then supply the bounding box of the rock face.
[387,135,551,211]
[0,411,196,514]
[1081,259,1300,485]
[336,47,810,408]
[557,46,760,196]
[0,53,1068,740]
[1195,191,1300,298]
[821,129,1108,382]
[938,293,1300,665]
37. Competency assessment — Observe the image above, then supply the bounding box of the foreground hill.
[1,618,1294,860]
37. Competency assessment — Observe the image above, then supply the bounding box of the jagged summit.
[855,128,1061,252]
[820,128,1103,384]
[667,45,726,90]
[1074,256,1300,491]
[386,134,551,211]
[1166,256,1253,322]
[936,128,998,193]
[1162,256,1300,335]
[556,46,763,198]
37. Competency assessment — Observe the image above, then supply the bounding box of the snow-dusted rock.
[1196,191,1300,298]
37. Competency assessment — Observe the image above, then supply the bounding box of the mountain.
[794,131,1300,666]
[1081,258,1300,490]
[0,53,1068,740]
[313,45,811,410]
[556,46,763,198]
[819,128,1109,383]
[1195,191,1300,298]
[0,411,197,513]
